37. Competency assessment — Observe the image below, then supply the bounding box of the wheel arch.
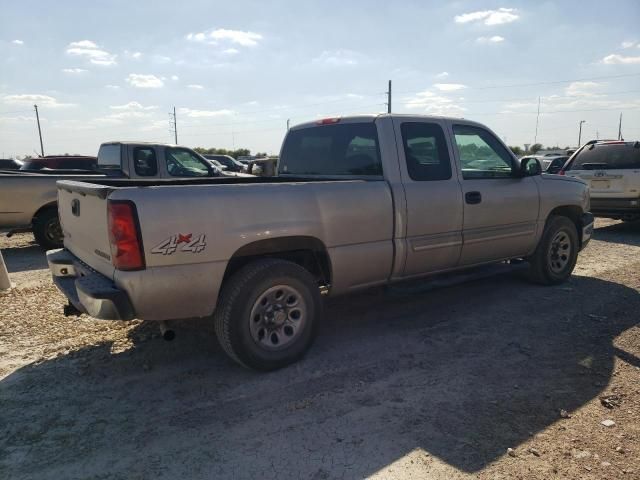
[547,205,584,246]
[222,236,332,289]
[31,201,58,225]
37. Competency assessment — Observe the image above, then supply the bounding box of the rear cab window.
[567,143,640,171]
[279,122,382,177]
[97,144,122,171]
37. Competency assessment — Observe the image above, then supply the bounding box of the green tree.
[530,143,543,154]
[509,146,523,156]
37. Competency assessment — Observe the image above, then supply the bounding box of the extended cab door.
[392,118,464,277]
[451,123,539,265]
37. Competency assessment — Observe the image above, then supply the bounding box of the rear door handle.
[465,191,482,205]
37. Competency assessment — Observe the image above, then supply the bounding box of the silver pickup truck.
[48,114,594,370]
[0,142,237,249]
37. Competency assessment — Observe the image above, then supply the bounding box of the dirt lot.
[1,220,639,480]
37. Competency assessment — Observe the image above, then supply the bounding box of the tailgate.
[57,181,115,279]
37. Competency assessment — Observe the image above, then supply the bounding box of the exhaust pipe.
[158,321,175,341]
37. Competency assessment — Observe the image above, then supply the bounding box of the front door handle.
[465,191,482,205]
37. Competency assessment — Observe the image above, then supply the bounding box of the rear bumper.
[590,198,640,217]
[581,212,594,250]
[47,249,135,320]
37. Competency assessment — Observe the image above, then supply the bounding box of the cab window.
[401,122,452,181]
[453,125,515,179]
[279,123,382,176]
[133,147,158,176]
[165,148,210,177]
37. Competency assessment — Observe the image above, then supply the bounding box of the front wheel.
[528,216,579,285]
[213,259,321,371]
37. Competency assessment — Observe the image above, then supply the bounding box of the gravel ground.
[1,220,639,480]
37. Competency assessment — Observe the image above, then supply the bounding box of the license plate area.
[590,179,610,189]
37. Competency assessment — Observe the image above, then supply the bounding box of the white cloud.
[222,48,239,55]
[187,84,204,89]
[62,68,88,74]
[435,71,449,79]
[171,75,179,81]
[2,94,74,108]
[110,101,158,111]
[178,108,234,118]
[105,84,120,89]
[433,83,467,92]
[477,35,505,44]
[11,39,24,45]
[403,90,466,116]
[66,40,117,66]
[152,55,172,64]
[312,49,362,67]
[125,50,143,59]
[125,74,164,88]
[602,53,640,64]
[621,41,636,49]
[565,81,603,97]
[186,28,263,47]
[454,8,519,26]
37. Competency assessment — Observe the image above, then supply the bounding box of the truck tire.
[33,208,63,250]
[528,216,579,285]
[214,258,321,371]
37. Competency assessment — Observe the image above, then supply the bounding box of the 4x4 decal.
[151,233,206,255]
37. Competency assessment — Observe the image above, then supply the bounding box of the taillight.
[558,170,565,175]
[107,201,145,271]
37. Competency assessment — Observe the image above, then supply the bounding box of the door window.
[165,148,210,177]
[133,147,158,176]
[453,125,515,179]
[401,122,452,181]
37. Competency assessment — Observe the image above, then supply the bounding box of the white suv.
[563,140,640,222]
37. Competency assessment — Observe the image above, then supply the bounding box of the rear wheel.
[33,208,63,250]
[214,258,321,371]
[528,216,579,285]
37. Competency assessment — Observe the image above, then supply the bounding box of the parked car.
[0,142,235,249]
[542,156,569,174]
[246,157,278,176]
[48,114,593,371]
[20,155,97,171]
[203,154,245,172]
[0,158,24,170]
[562,140,640,222]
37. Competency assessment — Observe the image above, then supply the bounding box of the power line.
[395,72,640,95]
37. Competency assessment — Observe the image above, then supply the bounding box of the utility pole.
[618,113,623,140]
[34,104,44,157]
[173,106,177,144]
[533,96,541,145]
[169,107,178,144]
[578,120,586,147]
[385,80,392,114]
[287,118,290,130]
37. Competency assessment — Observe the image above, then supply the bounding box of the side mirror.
[519,157,542,177]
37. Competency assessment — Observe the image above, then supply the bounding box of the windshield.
[569,143,640,170]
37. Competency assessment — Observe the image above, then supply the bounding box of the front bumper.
[581,212,594,250]
[47,249,135,320]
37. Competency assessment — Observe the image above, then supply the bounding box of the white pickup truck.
[0,142,240,248]
[48,114,594,370]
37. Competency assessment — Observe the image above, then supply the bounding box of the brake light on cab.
[316,117,341,125]
[107,201,145,271]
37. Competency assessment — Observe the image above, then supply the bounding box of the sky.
[1,0,639,158]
